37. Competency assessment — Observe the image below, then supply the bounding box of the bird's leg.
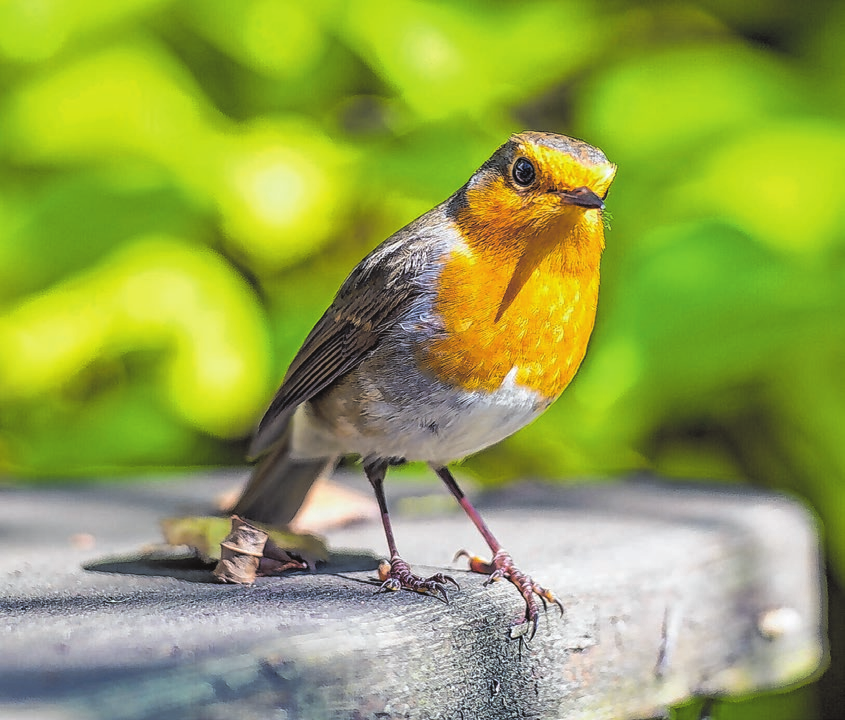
[430,464,563,638]
[363,458,458,602]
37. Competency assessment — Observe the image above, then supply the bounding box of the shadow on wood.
[84,548,380,583]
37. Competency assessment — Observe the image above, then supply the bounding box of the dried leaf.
[160,515,329,568]
[214,516,267,584]
[212,516,312,583]
[258,556,308,575]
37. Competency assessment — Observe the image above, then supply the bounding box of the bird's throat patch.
[422,224,602,398]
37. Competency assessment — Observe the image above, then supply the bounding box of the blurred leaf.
[1,38,221,192]
[0,169,202,304]
[671,685,819,720]
[362,119,506,200]
[161,515,328,565]
[0,0,169,64]
[582,222,843,416]
[214,118,357,273]
[1,379,199,474]
[0,237,272,439]
[670,120,845,254]
[337,0,606,122]
[800,3,845,116]
[577,43,807,166]
[179,0,326,78]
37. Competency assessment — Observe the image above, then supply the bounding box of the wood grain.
[0,474,825,719]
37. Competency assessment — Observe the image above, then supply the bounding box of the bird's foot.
[376,556,459,603]
[455,548,563,639]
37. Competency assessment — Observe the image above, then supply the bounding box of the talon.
[432,583,450,603]
[482,569,505,587]
[426,573,461,602]
[375,577,401,594]
[545,591,565,618]
[375,557,457,603]
[427,572,460,591]
[458,548,563,638]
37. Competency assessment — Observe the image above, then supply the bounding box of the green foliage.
[1,0,843,505]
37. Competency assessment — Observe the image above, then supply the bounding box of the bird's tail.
[231,431,338,527]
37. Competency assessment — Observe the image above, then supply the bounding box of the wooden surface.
[0,472,826,720]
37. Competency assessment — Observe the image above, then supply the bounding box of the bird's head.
[451,131,617,251]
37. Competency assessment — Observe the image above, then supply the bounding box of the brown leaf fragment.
[257,536,310,576]
[161,514,329,584]
[161,515,329,566]
[258,556,308,575]
[213,516,268,584]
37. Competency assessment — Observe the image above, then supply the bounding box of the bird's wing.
[248,227,437,459]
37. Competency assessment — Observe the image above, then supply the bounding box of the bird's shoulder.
[249,204,456,458]
[336,207,456,302]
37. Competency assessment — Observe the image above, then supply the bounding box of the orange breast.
[423,221,602,399]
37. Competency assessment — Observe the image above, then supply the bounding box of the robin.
[234,131,617,637]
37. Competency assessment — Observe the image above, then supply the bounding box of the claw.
[429,572,461,590]
[375,574,402,595]
[458,547,564,638]
[375,556,458,603]
[482,568,506,587]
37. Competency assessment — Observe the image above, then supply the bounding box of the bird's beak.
[555,186,605,210]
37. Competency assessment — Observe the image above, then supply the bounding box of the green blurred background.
[0,0,842,716]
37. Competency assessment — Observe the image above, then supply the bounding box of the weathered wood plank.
[0,474,825,720]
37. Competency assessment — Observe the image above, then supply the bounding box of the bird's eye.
[512,157,535,186]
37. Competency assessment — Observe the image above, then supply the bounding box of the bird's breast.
[421,233,602,401]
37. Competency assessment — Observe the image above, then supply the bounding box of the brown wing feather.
[248,225,440,459]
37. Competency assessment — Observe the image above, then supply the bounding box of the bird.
[233,131,617,638]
